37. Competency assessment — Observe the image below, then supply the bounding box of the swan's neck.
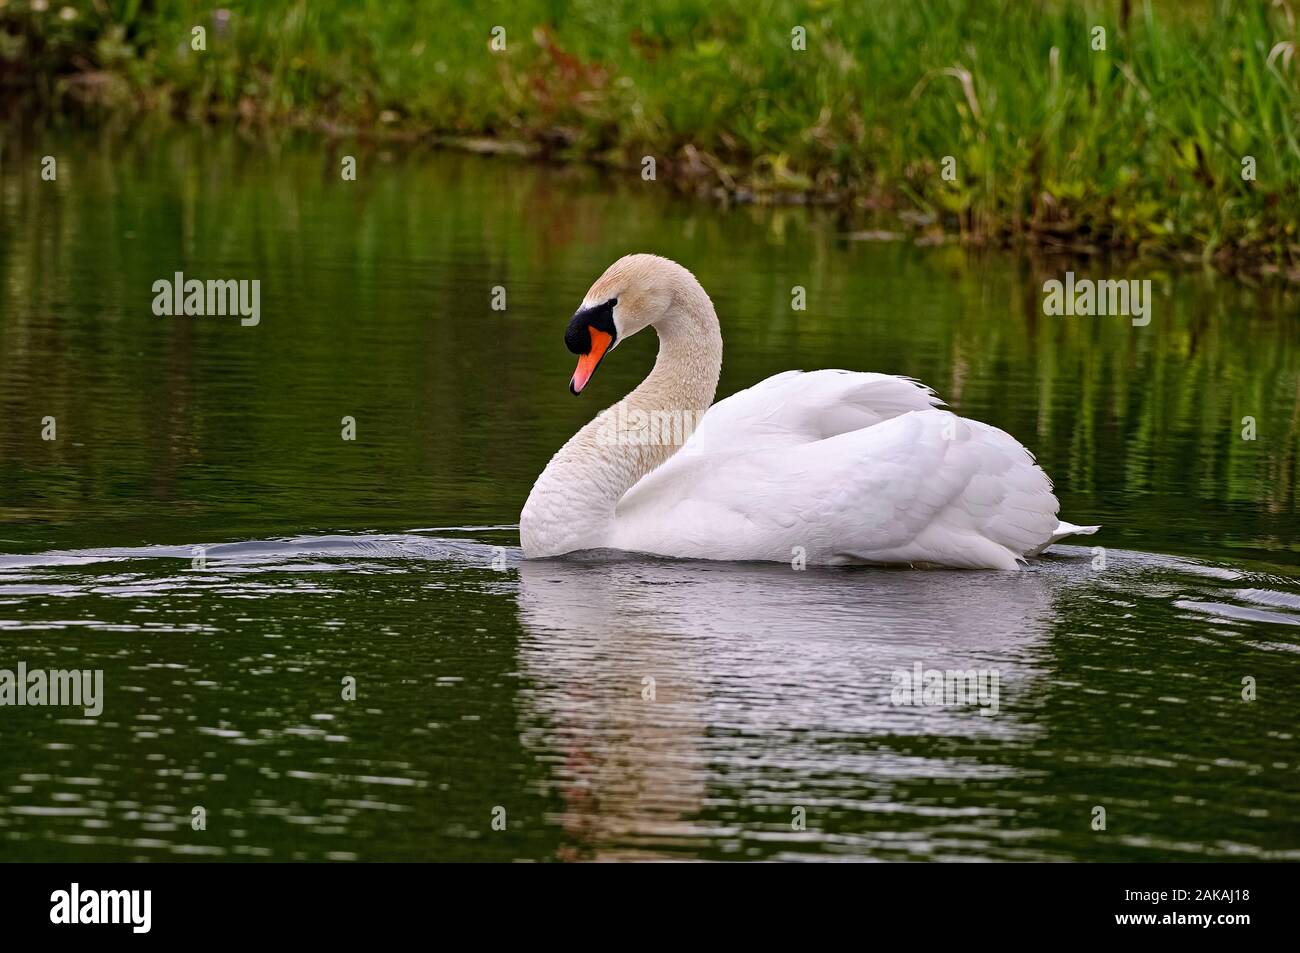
[521,296,722,557]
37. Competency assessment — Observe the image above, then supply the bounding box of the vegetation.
[3,0,1300,268]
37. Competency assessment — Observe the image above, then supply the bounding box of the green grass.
[3,0,1299,267]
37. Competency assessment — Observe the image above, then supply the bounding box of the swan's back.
[679,369,943,454]
[611,371,1062,569]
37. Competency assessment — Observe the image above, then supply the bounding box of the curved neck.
[521,291,722,557]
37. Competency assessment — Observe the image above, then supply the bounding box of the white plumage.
[521,255,1098,569]
[613,370,1078,568]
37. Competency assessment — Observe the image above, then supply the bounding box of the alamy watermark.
[50,883,150,933]
[152,272,260,326]
[594,403,704,447]
[1042,271,1151,327]
[0,662,103,717]
[890,662,1000,716]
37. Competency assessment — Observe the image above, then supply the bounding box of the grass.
[3,0,1300,269]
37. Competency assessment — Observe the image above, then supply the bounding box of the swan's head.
[564,254,686,395]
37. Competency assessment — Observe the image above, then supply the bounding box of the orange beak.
[570,328,613,395]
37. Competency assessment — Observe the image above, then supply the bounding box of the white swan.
[520,254,1097,569]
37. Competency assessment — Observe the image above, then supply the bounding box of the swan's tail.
[1029,521,1100,557]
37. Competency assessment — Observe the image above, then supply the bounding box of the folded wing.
[679,369,944,454]
[613,373,1061,569]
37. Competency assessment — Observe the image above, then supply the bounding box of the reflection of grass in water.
[0,131,1295,563]
[4,0,1300,264]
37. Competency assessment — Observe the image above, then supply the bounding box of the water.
[0,127,1297,861]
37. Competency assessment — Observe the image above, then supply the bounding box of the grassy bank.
[3,0,1299,270]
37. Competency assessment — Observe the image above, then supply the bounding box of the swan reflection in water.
[1,532,1284,859]
[514,551,1087,859]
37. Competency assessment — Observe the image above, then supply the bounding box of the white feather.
[610,373,1078,569]
[521,255,1099,569]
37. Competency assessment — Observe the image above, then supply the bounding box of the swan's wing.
[612,409,1060,569]
[680,370,943,455]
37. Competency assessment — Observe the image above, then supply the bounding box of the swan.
[520,253,1098,569]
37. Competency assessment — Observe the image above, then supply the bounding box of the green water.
[0,127,1297,861]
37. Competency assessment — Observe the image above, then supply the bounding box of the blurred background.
[2,0,1297,562]
[3,0,1299,264]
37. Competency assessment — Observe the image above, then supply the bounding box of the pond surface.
[0,127,1297,861]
